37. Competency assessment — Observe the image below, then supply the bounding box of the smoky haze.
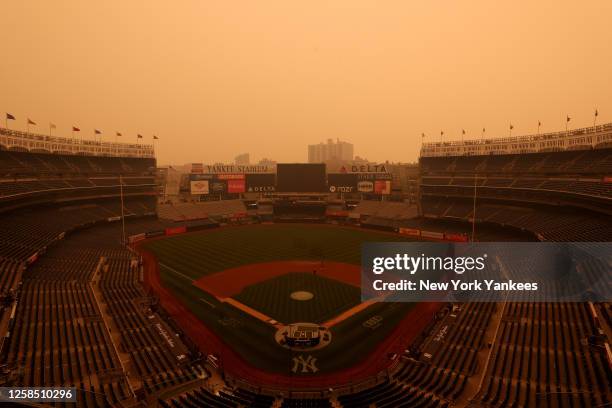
[1,0,611,165]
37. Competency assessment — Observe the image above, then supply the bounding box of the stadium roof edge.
[0,126,155,158]
[421,122,612,157]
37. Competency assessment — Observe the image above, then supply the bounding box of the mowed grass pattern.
[143,224,420,374]
[143,224,409,280]
[234,272,361,324]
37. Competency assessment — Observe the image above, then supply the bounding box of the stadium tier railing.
[421,122,612,157]
[0,127,154,158]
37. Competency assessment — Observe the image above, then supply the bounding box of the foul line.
[159,262,195,282]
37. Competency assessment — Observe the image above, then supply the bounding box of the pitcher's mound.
[290,291,314,301]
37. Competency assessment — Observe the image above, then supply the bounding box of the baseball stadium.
[1,2,612,406]
[0,120,610,408]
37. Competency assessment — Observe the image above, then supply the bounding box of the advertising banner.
[216,173,245,180]
[374,180,391,194]
[246,173,276,193]
[190,180,209,195]
[328,173,358,193]
[399,227,421,236]
[421,230,444,239]
[444,233,469,242]
[227,178,246,193]
[357,181,374,193]
[165,226,187,236]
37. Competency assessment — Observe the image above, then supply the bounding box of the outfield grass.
[143,224,409,280]
[145,224,418,375]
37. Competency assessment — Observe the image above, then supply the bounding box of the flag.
[27,118,36,125]
[538,121,541,127]
[421,133,425,138]
[137,134,143,139]
[6,113,15,120]
[566,115,571,122]
[116,131,122,137]
[509,124,514,130]
[595,109,598,117]
[94,129,102,135]
[72,126,80,132]
[50,123,57,129]
[153,135,159,140]
[440,131,444,136]
[462,129,466,135]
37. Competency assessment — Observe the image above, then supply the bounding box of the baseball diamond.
[137,224,437,384]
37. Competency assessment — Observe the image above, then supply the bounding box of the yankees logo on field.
[291,355,319,374]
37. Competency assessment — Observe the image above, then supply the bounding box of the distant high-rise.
[235,153,250,165]
[308,139,354,163]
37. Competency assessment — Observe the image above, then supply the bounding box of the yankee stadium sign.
[204,165,274,173]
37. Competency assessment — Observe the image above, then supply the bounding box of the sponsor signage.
[357,172,393,181]
[374,180,391,194]
[165,226,187,236]
[191,163,204,173]
[328,173,357,193]
[399,227,421,236]
[421,230,444,239]
[358,181,374,192]
[444,233,469,242]
[216,174,245,180]
[190,180,209,195]
[340,164,388,173]
[227,178,246,193]
[246,173,276,193]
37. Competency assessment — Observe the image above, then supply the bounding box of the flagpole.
[592,110,598,149]
[472,173,477,242]
[119,174,126,245]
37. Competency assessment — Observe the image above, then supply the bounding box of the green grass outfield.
[143,224,419,375]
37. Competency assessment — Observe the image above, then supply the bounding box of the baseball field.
[139,224,439,386]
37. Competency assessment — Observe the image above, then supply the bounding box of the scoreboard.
[276,163,327,193]
[189,163,391,195]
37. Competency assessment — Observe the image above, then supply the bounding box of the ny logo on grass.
[292,355,319,373]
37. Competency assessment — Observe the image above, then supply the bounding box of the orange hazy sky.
[1,1,611,165]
